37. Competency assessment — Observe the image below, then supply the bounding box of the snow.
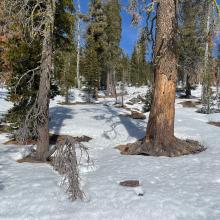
[0,88,12,120]
[0,87,220,220]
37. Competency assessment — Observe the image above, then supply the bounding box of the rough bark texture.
[76,0,81,89]
[65,86,69,104]
[122,0,204,157]
[143,0,178,153]
[185,74,192,98]
[36,0,55,160]
[106,70,112,95]
[106,68,116,97]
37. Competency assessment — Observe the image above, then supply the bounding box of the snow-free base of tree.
[118,137,205,157]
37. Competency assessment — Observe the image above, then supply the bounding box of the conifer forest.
[1,0,220,219]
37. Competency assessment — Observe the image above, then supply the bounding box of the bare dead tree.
[52,136,91,201]
[4,0,56,160]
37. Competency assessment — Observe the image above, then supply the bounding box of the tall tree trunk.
[76,0,81,89]
[106,65,116,97]
[36,0,55,160]
[185,74,191,98]
[112,69,117,101]
[106,70,112,95]
[65,86,69,104]
[202,1,211,102]
[144,0,177,150]
[122,0,204,157]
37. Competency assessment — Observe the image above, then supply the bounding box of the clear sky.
[74,0,144,57]
[75,0,220,58]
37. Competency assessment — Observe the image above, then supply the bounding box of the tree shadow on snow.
[0,91,7,99]
[49,106,74,134]
[0,181,4,191]
[98,105,145,140]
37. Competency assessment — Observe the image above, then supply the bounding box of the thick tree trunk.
[202,1,211,102]
[36,0,55,160]
[144,0,177,149]
[121,0,204,157]
[106,70,112,95]
[106,66,116,98]
[185,74,191,98]
[65,86,69,104]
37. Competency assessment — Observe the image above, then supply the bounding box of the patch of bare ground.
[4,134,92,145]
[118,111,146,120]
[17,156,52,164]
[208,121,220,127]
[179,100,201,108]
[58,102,87,105]
[16,134,92,163]
[116,138,205,157]
[118,108,146,120]
[4,139,36,145]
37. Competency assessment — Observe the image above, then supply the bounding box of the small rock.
[120,180,140,187]
[131,111,146,120]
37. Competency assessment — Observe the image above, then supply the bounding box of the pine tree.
[105,0,122,95]
[116,52,130,84]
[216,43,220,109]
[130,29,152,86]
[54,0,76,103]
[55,45,76,103]
[130,46,139,85]
[83,0,108,92]
[178,0,210,98]
[5,0,75,124]
[5,37,42,125]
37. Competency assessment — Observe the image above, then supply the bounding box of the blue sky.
[74,0,220,58]
[74,0,143,56]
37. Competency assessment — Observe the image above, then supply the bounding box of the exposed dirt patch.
[58,101,102,106]
[4,134,92,145]
[179,100,201,108]
[49,134,92,144]
[131,111,146,119]
[16,134,92,164]
[118,111,146,120]
[208,121,220,127]
[116,138,205,157]
[58,101,87,105]
[119,180,140,187]
[17,156,52,164]
[4,139,36,145]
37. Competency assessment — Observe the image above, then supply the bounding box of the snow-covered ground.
[0,87,12,121]
[0,87,220,220]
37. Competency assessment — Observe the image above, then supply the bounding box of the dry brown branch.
[52,136,91,201]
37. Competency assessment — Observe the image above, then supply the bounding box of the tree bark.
[65,86,69,104]
[185,74,191,98]
[144,0,177,148]
[106,66,116,98]
[36,0,55,160]
[121,0,204,157]
[76,0,81,89]
[106,70,112,95]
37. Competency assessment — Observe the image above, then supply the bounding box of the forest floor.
[0,86,220,220]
